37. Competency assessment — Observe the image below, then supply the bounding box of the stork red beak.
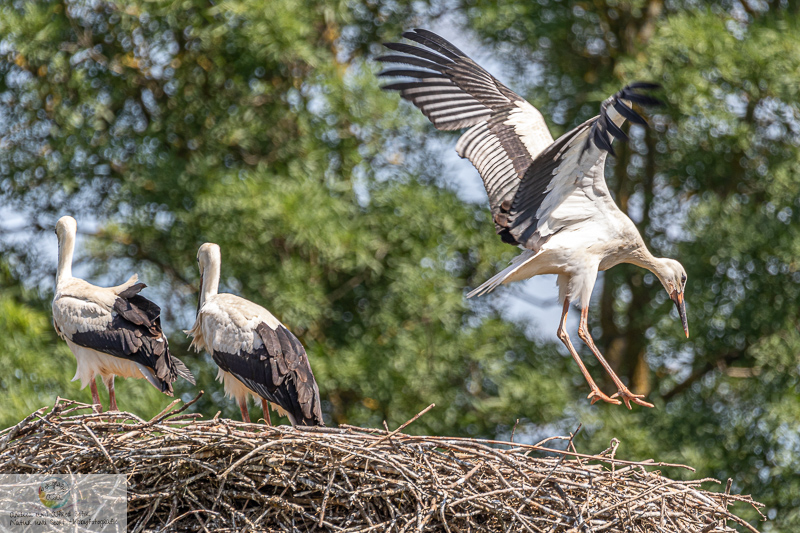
[671,290,689,338]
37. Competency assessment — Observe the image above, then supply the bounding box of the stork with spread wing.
[378,29,688,408]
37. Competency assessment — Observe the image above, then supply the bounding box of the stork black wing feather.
[604,119,629,142]
[507,82,661,251]
[69,287,195,394]
[376,69,447,79]
[619,91,663,107]
[401,30,463,60]
[382,42,452,65]
[579,83,662,160]
[593,124,615,156]
[374,54,443,72]
[213,323,324,426]
[626,81,662,90]
[378,29,555,244]
[613,100,648,124]
[405,29,467,58]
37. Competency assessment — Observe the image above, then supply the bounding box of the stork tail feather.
[467,249,539,298]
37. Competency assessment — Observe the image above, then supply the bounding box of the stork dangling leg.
[577,308,654,409]
[557,301,620,406]
[261,399,272,426]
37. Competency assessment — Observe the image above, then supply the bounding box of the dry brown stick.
[218,442,273,479]
[150,390,205,426]
[407,435,695,471]
[587,480,687,520]
[723,477,733,530]
[318,467,337,527]
[80,422,120,475]
[365,403,435,450]
[446,463,482,489]
[0,407,48,448]
[526,424,582,506]
[554,482,590,533]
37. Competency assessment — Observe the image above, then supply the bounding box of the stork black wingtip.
[594,127,616,157]
[404,28,467,58]
[583,81,663,158]
[605,118,629,142]
[619,82,665,107]
[383,42,409,53]
[620,90,663,107]
[625,81,662,90]
[613,100,648,125]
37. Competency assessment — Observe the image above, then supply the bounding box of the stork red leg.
[90,377,103,413]
[577,307,654,409]
[107,376,118,411]
[239,398,251,423]
[261,399,272,426]
[557,300,620,406]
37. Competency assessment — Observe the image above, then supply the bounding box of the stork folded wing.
[211,323,324,426]
[67,286,195,392]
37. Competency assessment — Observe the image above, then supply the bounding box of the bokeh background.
[1,0,799,529]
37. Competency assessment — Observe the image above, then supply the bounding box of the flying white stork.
[378,29,689,409]
[185,243,324,426]
[52,216,195,412]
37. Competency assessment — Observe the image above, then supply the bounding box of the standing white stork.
[378,29,689,409]
[185,243,324,426]
[52,216,195,412]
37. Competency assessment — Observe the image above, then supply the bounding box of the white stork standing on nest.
[52,216,195,412]
[378,29,689,409]
[185,243,324,426]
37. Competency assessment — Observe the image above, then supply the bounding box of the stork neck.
[626,246,664,279]
[56,232,75,286]
[199,260,221,309]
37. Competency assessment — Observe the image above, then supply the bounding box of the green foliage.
[0,262,75,426]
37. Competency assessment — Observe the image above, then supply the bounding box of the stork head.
[196,242,221,275]
[54,215,77,242]
[654,258,689,338]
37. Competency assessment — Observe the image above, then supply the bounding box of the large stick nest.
[0,395,764,532]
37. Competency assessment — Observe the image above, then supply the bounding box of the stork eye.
[681,274,687,284]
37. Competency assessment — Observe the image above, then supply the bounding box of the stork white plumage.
[186,243,324,426]
[52,216,195,412]
[378,29,689,409]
